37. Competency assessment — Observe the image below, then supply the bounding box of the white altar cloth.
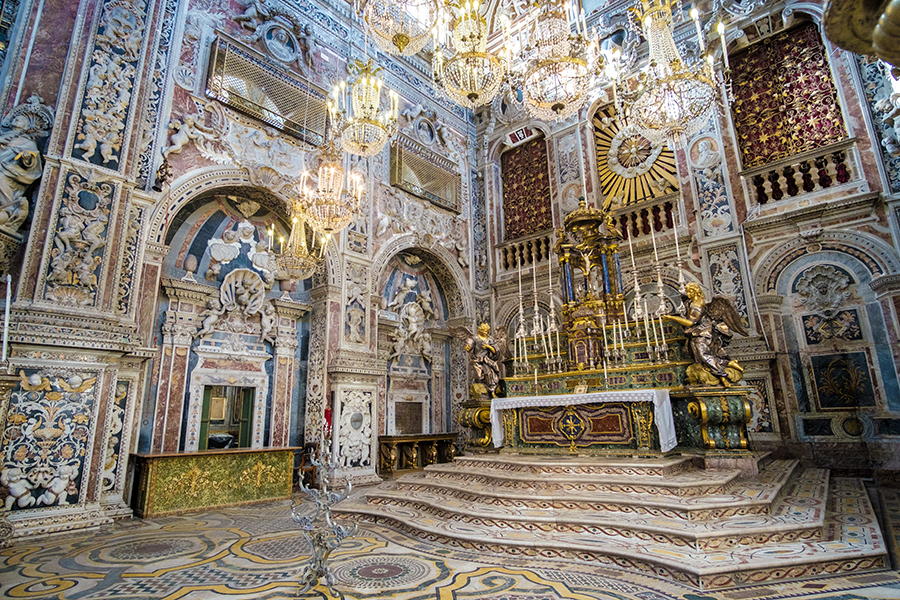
[490,388,677,452]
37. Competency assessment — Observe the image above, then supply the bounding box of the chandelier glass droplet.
[329,59,399,157]
[298,142,364,236]
[364,0,439,56]
[624,0,717,146]
[432,0,505,109]
[520,0,603,121]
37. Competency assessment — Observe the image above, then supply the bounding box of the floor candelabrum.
[291,428,357,598]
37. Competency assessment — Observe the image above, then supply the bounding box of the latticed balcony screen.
[390,137,460,212]
[730,22,846,169]
[206,35,328,146]
[501,136,552,241]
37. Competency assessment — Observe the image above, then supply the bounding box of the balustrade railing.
[496,231,553,273]
[612,194,678,241]
[739,139,860,206]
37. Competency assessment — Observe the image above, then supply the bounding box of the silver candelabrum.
[291,432,357,598]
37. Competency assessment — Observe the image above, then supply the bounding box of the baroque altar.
[465,199,754,456]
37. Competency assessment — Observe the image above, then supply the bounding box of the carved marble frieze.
[794,264,853,317]
[43,170,116,308]
[336,388,374,471]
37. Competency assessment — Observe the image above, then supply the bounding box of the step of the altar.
[347,462,823,550]
[419,454,773,498]
[334,457,889,590]
[391,457,798,521]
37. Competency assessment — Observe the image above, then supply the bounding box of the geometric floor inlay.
[1,492,899,600]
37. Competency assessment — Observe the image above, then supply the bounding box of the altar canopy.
[490,388,677,451]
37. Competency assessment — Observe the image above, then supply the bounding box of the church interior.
[1,0,900,598]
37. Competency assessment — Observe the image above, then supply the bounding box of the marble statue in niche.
[0,95,54,236]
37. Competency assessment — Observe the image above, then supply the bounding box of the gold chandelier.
[364,0,439,56]
[329,59,399,157]
[519,0,603,121]
[274,201,321,282]
[298,141,364,236]
[432,0,505,109]
[621,0,718,146]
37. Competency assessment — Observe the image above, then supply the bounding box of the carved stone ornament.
[1,370,98,513]
[45,171,114,307]
[338,389,373,469]
[795,265,852,317]
[234,1,319,73]
[194,267,278,343]
[0,95,54,237]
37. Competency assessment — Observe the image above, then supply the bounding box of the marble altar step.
[422,456,748,497]
[334,457,889,590]
[392,458,799,521]
[351,464,824,550]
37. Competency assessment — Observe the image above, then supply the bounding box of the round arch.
[753,231,900,294]
[372,233,474,321]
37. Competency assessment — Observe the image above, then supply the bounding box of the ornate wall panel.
[706,243,749,324]
[500,137,551,241]
[855,57,900,194]
[731,22,847,168]
[0,369,101,514]
[70,0,152,169]
[41,171,117,308]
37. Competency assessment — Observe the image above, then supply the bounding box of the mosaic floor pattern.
[1,490,899,600]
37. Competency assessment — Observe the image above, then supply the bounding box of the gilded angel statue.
[451,323,509,398]
[663,283,747,387]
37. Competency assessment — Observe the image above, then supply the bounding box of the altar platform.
[334,453,889,590]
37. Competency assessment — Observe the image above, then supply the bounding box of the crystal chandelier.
[298,141,364,236]
[329,59,400,157]
[274,200,321,283]
[519,0,603,121]
[619,0,718,146]
[432,0,505,109]
[364,0,439,56]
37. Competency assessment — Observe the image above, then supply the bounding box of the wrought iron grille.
[206,35,328,146]
[390,136,460,212]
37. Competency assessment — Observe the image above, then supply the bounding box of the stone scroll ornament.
[663,283,748,388]
[1,370,98,511]
[194,268,275,344]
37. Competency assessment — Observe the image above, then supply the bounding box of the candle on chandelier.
[267,227,273,252]
[690,8,705,52]
[279,236,285,254]
[718,21,730,71]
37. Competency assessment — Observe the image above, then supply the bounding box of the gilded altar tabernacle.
[464,198,753,456]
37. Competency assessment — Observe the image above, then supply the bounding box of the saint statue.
[663,283,747,387]
[458,323,507,398]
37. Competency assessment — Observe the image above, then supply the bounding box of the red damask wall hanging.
[501,137,552,241]
[731,22,847,168]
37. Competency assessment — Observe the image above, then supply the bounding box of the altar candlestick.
[555,327,560,357]
[643,300,652,350]
[673,224,681,261]
[535,367,538,386]
[622,301,629,333]
[2,274,9,364]
[523,338,528,363]
[652,312,659,347]
[603,358,608,389]
[627,228,636,269]
[650,220,659,263]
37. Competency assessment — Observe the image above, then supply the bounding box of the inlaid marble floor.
[1,488,899,600]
